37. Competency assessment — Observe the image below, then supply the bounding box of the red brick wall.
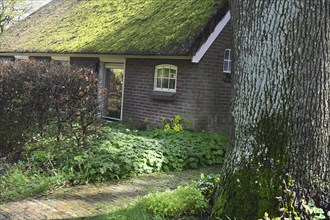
[123,22,233,133]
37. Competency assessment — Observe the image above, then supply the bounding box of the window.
[223,49,231,73]
[0,56,14,61]
[154,64,177,92]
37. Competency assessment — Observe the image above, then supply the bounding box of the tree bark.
[212,1,330,219]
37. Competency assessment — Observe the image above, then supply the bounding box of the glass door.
[102,63,124,120]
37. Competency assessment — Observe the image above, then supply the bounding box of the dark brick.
[122,22,233,134]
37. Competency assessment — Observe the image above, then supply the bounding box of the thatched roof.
[0,0,228,56]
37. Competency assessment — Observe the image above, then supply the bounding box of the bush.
[190,173,220,202]
[0,60,100,158]
[64,123,228,183]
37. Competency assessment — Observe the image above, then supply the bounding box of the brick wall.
[192,20,233,134]
[123,21,233,134]
[123,58,196,128]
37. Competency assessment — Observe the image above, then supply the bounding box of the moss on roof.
[0,0,228,55]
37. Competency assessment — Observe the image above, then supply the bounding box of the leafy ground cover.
[0,122,228,204]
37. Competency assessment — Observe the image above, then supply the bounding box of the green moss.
[0,0,227,54]
[211,166,283,219]
[212,113,291,219]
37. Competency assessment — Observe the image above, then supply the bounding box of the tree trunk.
[212,1,330,219]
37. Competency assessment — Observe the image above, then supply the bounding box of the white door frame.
[101,61,125,121]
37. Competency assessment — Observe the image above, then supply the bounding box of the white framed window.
[154,64,177,92]
[223,49,231,73]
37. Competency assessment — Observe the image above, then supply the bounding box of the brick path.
[0,165,219,219]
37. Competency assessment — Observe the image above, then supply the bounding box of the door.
[102,63,124,120]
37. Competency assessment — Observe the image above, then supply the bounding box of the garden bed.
[0,123,228,204]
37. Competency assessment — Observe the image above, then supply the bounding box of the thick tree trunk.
[212,1,330,219]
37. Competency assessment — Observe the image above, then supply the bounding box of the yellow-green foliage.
[163,115,184,132]
[0,0,226,54]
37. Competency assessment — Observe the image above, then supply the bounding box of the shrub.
[0,60,100,158]
[143,127,227,170]
[20,122,227,184]
[190,173,221,202]
[64,123,228,183]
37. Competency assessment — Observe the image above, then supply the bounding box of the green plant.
[162,115,184,132]
[141,186,208,218]
[102,186,208,219]
[0,122,228,203]
[0,162,64,203]
[139,117,150,130]
[95,205,166,220]
[190,173,220,201]
[260,174,329,220]
[53,123,227,183]
[301,201,327,220]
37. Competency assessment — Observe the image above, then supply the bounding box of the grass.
[90,185,209,219]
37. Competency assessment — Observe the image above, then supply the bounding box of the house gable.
[192,11,231,63]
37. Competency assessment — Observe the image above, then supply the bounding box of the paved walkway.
[0,165,219,219]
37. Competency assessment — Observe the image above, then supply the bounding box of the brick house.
[0,0,233,133]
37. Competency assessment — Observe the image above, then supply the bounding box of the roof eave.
[192,10,231,63]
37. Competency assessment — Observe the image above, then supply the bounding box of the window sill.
[151,91,176,101]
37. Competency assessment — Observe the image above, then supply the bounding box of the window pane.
[169,79,176,89]
[228,61,231,72]
[170,68,176,78]
[157,78,161,88]
[157,68,163,77]
[164,68,170,77]
[162,79,169,89]
[224,61,229,71]
[154,65,177,91]
[224,50,230,60]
